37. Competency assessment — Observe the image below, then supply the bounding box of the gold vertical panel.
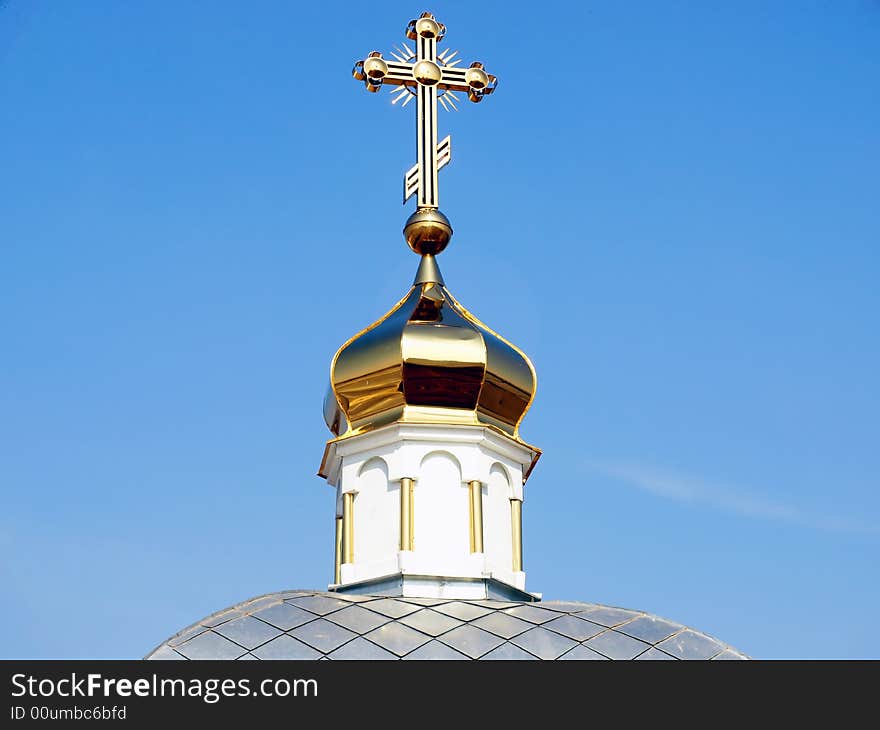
[342,493,355,564]
[510,498,523,571]
[409,479,415,549]
[469,480,484,553]
[400,477,415,551]
[334,517,343,584]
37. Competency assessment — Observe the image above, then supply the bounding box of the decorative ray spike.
[445,59,461,68]
[445,92,460,110]
[400,92,415,108]
[438,95,449,111]
[396,43,414,59]
[443,50,459,65]
[389,49,407,63]
[391,87,410,104]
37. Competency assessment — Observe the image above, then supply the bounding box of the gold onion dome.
[323,254,536,442]
[323,11,534,449]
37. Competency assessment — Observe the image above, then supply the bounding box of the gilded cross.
[353,12,497,211]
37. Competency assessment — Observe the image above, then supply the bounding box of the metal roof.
[145,590,748,660]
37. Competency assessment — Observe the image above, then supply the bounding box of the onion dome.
[323,254,536,442]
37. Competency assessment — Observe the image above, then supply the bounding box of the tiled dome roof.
[145,590,748,661]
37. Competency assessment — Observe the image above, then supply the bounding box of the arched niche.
[354,457,396,565]
[484,462,514,575]
[415,451,468,559]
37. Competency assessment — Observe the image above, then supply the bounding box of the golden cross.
[353,12,497,212]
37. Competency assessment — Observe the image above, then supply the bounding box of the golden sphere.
[403,209,453,255]
[415,16,441,38]
[465,62,489,90]
[363,54,388,80]
[412,60,441,86]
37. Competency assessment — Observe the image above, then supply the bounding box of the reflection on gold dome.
[323,254,537,449]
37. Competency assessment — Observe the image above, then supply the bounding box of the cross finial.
[352,12,497,256]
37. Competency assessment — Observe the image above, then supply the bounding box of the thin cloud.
[587,461,877,535]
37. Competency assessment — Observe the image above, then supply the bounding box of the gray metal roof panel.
[145,589,748,661]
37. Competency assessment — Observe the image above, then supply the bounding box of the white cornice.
[320,422,539,487]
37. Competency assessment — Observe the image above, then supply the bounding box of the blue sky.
[1,1,877,659]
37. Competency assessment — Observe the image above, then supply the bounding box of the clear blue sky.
[1,1,877,659]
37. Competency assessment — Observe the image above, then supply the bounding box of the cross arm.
[437,67,471,92]
[439,64,497,101]
[381,62,419,87]
[353,55,418,91]
[354,54,497,102]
